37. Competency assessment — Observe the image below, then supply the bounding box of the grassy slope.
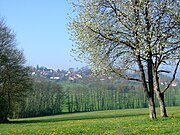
[0,107,180,135]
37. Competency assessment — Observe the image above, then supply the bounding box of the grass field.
[0,107,180,135]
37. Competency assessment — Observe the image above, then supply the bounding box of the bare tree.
[68,0,180,119]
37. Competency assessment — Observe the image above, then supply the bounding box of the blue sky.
[0,0,85,70]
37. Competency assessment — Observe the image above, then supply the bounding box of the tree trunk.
[153,71,168,117]
[136,54,156,119]
[148,96,156,119]
[156,92,168,117]
[0,115,9,123]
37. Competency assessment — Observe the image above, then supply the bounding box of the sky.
[0,0,85,70]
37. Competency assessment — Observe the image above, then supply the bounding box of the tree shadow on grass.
[6,112,148,124]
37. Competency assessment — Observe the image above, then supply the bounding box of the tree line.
[14,78,180,118]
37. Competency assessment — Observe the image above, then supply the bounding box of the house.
[172,81,178,87]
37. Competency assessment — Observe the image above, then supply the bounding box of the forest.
[14,74,180,118]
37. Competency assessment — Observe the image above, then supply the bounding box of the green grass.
[0,107,180,135]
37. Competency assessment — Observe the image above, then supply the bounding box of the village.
[31,65,179,87]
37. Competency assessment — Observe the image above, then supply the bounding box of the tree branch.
[87,26,136,50]
[110,65,143,82]
[162,59,180,93]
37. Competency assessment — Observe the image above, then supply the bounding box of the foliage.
[0,18,32,122]
[16,79,65,118]
[69,0,179,75]
[0,106,179,135]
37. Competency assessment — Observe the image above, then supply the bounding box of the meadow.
[0,106,180,135]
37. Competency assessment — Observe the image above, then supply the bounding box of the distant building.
[172,81,178,87]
